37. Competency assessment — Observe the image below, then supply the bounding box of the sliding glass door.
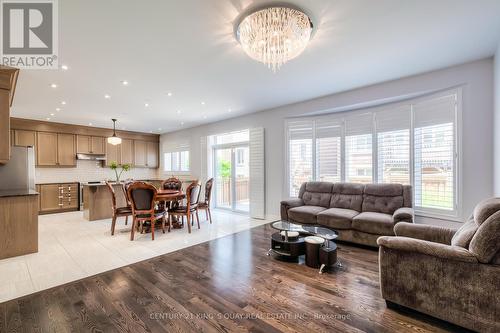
[214,145,249,213]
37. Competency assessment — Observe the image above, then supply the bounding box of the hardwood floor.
[0,223,470,333]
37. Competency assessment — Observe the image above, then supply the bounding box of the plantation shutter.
[375,105,411,184]
[287,119,313,196]
[249,127,265,219]
[315,118,342,183]
[413,94,456,211]
[345,113,373,183]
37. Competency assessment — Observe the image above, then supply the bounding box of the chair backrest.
[204,178,214,204]
[185,182,201,208]
[105,181,117,210]
[128,181,157,212]
[161,177,182,191]
[122,180,134,206]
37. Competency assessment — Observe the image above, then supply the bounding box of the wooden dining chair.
[122,180,134,208]
[197,178,213,224]
[161,177,182,190]
[105,181,133,236]
[169,182,201,233]
[127,181,166,241]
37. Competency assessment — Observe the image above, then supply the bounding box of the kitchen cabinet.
[134,140,147,167]
[105,141,121,166]
[147,141,159,168]
[120,139,134,165]
[13,129,36,147]
[38,183,79,214]
[36,132,76,167]
[36,132,58,166]
[77,135,105,154]
[0,66,19,165]
[134,140,158,168]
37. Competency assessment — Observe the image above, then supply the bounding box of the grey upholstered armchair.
[377,197,500,332]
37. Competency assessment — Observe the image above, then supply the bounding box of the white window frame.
[163,148,191,174]
[284,87,462,220]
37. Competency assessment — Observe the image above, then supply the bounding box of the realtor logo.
[1,0,58,69]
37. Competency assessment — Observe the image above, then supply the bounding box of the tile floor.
[0,210,277,303]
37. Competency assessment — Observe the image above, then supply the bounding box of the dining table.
[155,189,186,229]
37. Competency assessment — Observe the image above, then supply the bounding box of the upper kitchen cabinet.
[120,139,134,165]
[146,141,159,168]
[57,134,76,166]
[36,132,76,167]
[0,66,20,165]
[105,141,121,167]
[13,130,36,147]
[77,135,105,154]
[134,140,147,167]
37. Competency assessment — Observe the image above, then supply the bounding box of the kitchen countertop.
[0,189,39,198]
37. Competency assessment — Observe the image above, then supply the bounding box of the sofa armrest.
[392,207,414,223]
[377,236,478,263]
[280,198,304,220]
[394,222,457,245]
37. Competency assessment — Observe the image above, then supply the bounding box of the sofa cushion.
[299,182,334,208]
[352,212,394,235]
[362,184,404,215]
[330,183,364,211]
[469,210,500,263]
[288,206,326,224]
[451,217,478,248]
[317,208,358,229]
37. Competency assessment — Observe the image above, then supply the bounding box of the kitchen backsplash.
[35,160,161,184]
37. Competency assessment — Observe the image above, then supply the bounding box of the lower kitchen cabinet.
[37,183,79,214]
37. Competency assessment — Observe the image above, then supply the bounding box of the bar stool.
[304,236,324,268]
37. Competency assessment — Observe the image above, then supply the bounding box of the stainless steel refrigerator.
[0,146,36,190]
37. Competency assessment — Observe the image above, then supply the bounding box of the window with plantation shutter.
[287,120,313,196]
[376,106,411,185]
[414,94,456,212]
[285,88,460,217]
[316,119,342,183]
[345,113,373,183]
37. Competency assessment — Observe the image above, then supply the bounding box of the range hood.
[76,153,106,161]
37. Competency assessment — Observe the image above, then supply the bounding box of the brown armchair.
[377,197,500,332]
[127,182,166,241]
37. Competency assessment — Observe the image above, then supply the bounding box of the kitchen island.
[0,189,39,259]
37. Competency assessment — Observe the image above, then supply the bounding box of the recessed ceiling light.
[121,80,129,86]
[104,94,111,99]
[167,92,173,97]
[50,83,58,88]
[61,65,69,70]
[144,103,149,107]
[201,101,205,105]
[55,108,61,111]
[61,101,66,105]
[50,113,55,116]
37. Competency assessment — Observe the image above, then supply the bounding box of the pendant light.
[107,119,122,145]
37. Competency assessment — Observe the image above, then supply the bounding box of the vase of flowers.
[109,161,131,183]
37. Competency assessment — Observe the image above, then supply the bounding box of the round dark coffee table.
[268,221,342,273]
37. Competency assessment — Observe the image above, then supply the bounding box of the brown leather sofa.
[281,182,413,247]
[377,197,500,332]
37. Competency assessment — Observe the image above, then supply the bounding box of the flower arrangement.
[108,161,131,183]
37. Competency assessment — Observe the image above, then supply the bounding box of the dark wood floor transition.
[1,223,470,333]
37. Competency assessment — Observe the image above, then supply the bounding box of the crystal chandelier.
[236,5,313,72]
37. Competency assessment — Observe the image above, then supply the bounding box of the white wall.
[494,44,500,195]
[160,59,494,227]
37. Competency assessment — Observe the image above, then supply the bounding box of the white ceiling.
[11,0,500,134]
